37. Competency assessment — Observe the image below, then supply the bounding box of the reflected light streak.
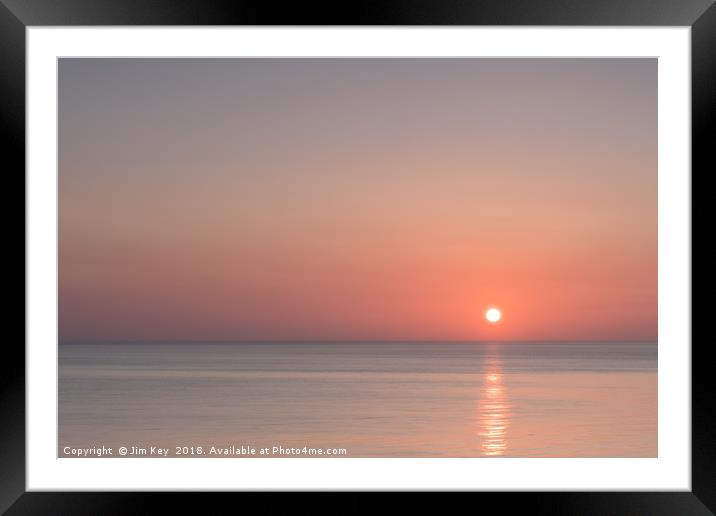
[476,356,512,456]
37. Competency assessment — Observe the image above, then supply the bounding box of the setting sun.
[485,308,502,323]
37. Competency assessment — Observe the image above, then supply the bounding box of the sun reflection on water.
[476,357,512,456]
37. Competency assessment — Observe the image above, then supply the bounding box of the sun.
[485,308,502,323]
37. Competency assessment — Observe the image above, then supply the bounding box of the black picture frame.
[4,0,710,512]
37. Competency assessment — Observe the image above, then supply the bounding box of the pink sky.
[59,58,656,342]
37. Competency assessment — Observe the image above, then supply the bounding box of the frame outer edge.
[0,0,714,26]
[6,0,711,511]
[0,0,27,513]
[691,1,716,513]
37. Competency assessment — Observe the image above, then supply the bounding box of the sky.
[58,58,657,342]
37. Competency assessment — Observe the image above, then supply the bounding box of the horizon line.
[59,339,658,345]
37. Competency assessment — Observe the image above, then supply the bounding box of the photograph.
[57,57,658,459]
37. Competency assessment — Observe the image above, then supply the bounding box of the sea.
[59,342,657,458]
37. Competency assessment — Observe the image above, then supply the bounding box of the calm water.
[59,342,657,457]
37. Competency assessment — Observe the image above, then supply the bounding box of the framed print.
[5,0,711,512]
